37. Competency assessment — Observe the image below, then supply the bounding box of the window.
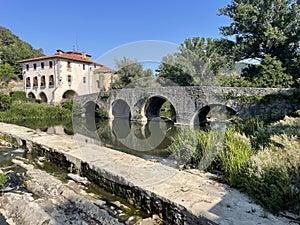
[68,75,72,85]
[83,64,85,70]
[26,77,31,88]
[26,64,29,71]
[33,63,37,70]
[41,62,44,69]
[67,62,71,68]
[83,77,86,83]
[33,76,38,87]
[40,76,46,87]
[49,61,53,68]
[49,75,54,87]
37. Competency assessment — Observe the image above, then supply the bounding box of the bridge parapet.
[75,86,300,125]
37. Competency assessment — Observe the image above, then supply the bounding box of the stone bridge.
[75,86,300,125]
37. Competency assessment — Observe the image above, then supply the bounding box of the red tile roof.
[94,65,114,73]
[18,49,96,64]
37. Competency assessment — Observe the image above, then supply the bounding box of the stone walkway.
[0,122,296,225]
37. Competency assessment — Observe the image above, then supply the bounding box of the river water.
[11,118,179,165]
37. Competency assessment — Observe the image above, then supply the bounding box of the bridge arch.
[84,101,101,118]
[62,90,77,100]
[39,92,48,103]
[111,99,132,119]
[142,95,177,122]
[192,104,236,127]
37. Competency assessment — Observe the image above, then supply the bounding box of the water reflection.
[6,117,229,165]
[73,117,177,161]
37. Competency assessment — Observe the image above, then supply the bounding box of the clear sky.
[0,0,231,63]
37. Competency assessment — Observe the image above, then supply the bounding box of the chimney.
[82,52,86,58]
[56,49,64,55]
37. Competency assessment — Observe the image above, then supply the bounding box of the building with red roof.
[19,49,113,104]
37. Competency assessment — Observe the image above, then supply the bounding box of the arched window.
[49,75,54,87]
[40,76,46,88]
[26,77,31,88]
[33,76,38,87]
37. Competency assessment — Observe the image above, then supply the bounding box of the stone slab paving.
[0,122,296,225]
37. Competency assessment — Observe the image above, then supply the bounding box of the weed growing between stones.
[0,173,8,188]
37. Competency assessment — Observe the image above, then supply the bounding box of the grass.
[0,101,71,121]
[169,116,300,215]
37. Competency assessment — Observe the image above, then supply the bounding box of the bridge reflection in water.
[72,117,178,165]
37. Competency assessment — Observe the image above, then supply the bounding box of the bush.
[219,129,253,186]
[169,128,223,170]
[0,92,11,111]
[9,91,26,102]
[170,117,300,214]
[95,106,108,119]
[61,99,85,116]
[0,173,8,188]
[0,101,71,121]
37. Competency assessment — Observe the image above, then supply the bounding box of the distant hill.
[0,26,44,75]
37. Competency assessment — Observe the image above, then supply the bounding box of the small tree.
[113,57,145,88]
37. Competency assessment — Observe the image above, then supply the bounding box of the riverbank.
[0,122,297,224]
[0,159,122,225]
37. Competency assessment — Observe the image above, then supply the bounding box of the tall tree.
[219,0,300,82]
[157,37,234,86]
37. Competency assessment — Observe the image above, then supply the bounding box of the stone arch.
[142,95,177,122]
[62,90,77,100]
[192,104,236,127]
[111,99,131,119]
[84,101,102,118]
[39,92,48,103]
[28,92,36,99]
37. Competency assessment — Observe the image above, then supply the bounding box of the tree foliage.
[113,57,153,88]
[0,63,15,87]
[242,55,293,87]
[157,37,235,86]
[0,26,44,75]
[219,0,300,84]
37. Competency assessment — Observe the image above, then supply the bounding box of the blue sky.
[1,0,231,66]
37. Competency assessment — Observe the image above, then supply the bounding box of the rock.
[0,192,57,225]
[12,159,34,170]
[38,157,46,162]
[94,199,106,207]
[22,168,122,225]
[67,173,90,186]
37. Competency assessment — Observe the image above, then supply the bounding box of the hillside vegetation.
[0,26,44,87]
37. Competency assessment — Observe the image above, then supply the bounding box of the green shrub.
[95,107,108,119]
[9,91,26,102]
[0,101,71,121]
[169,128,223,170]
[170,117,300,214]
[61,99,85,117]
[0,173,7,188]
[0,92,11,111]
[219,129,253,186]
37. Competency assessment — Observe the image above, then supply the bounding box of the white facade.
[20,50,111,104]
